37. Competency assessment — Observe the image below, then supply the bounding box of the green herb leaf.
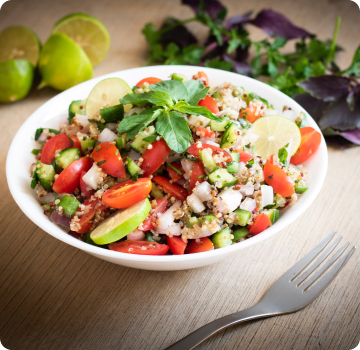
[167,162,182,175]
[142,23,161,46]
[34,128,60,141]
[205,57,233,71]
[31,149,41,155]
[172,101,221,121]
[31,169,38,189]
[142,134,158,143]
[183,80,209,105]
[120,91,174,107]
[149,80,189,102]
[278,143,289,165]
[100,104,124,123]
[249,93,269,106]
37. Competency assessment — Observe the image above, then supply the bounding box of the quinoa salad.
[30,71,321,255]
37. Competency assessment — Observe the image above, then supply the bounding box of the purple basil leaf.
[160,17,197,48]
[337,128,360,145]
[250,9,311,39]
[293,94,328,123]
[223,54,253,76]
[225,11,252,30]
[298,75,351,102]
[203,34,228,59]
[236,45,249,62]
[182,0,227,22]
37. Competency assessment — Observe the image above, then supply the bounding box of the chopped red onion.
[240,197,256,213]
[127,230,146,241]
[50,211,71,232]
[239,184,254,196]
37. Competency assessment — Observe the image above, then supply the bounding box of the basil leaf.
[278,143,289,165]
[120,91,174,107]
[173,101,221,122]
[34,128,60,141]
[142,134,158,143]
[249,92,269,106]
[149,80,189,103]
[156,110,192,153]
[31,169,38,189]
[184,80,209,105]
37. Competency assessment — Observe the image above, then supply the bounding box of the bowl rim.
[6,65,328,263]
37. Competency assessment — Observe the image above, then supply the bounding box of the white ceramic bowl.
[6,66,327,271]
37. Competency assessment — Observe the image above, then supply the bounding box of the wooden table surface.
[1,0,360,349]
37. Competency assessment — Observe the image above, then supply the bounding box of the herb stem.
[325,16,341,68]
[160,17,197,34]
[166,162,182,175]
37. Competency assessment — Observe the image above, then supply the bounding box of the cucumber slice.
[58,195,80,216]
[211,227,232,248]
[185,215,219,228]
[227,152,240,174]
[232,227,249,243]
[126,157,141,180]
[151,183,165,198]
[208,169,237,188]
[199,148,217,173]
[263,209,279,224]
[233,209,251,226]
[130,125,156,152]
[90,198,151,245]
[36,161,55,190]
[210,118,230,132]
[115,136,126,149]
[80,136,96,152]
[220,123,241,149]
[68,99,86,123]
[100,104,124,123]
[55,147,81,169]
[295,183,308,194]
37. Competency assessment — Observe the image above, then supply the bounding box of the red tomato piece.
[109,241,169,255]
[248,213,271,235]
[263,162,294,198]
[240,105,264,123]
[136,77,163,87]
[239,151,253,163]
[92,142,126,178]
[141,139,170,177]
[189,161,206,193]
[187,143,232,163]
[167,162,184,182]
[53,157,92,193]
[102,178,152,209]
[138,197,169,231]
[41,134,72,164]
[198,95,219,115]
[186,237,214,254]
[267,154,276,165]
[197,127,215,138]
[152,176,188,202]
[70,135,82,155]
[290,127,322,165]
[167,236,187,255]
[192,71,209,87]
[80,170,95,198]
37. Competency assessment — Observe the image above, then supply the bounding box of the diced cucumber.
[68,99,86,123]
[210,118,230,132]
[151,182,165,198]
[36,161,55,190]
[211,90,222,100]
[58,195,80,217]
[208,169,237,188]
[100,104,124,123]
[211,227,232,248]
[115,136,126,149]
[220,123,241,149]
[55,148,81,169]
[263,209,279,224]
[120,149,129,158]
[130,126,156,152]
[233,209,251,226]
[146,231,157,242]
[227,152,240,174]
[171,73,186,82]
[199,148,217,173]
[80,136,96,152]
[185,215,219,228]
[232,227,249,243]
[295,183,308,194]
[241,91,251,105]
[185,216,200,228]
[126,157,141,181]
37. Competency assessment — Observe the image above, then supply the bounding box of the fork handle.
[165,303,273,350]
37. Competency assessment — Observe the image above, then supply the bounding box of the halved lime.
[52,13,110,67]
[90,198,151,245]
[38,33,93,91]
[251,115,301,159]
[0,59,34,103]
[85,78,132,118]
[0,26,41,66]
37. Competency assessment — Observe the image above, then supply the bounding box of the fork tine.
[302,242,350,290]
[285,231,336,281]
[303,246,355,295]
[295,235,343,286]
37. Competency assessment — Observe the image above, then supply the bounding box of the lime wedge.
[0,26,41,66]
[38,33,93,91]
[0,59,34,103]
[251,115,301,159]
[52,13,110,67]
[90,198,151,245]
[85,78,132,118]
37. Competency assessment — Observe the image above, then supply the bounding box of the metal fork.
[166,232,355,350]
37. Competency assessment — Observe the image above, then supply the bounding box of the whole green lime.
[0,59,34,103]
[38,33,93,91]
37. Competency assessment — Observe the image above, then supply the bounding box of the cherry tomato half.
[186,237,214,254]
[198,95,219,115]
[167,162,184,182]
[109,241,169,255]
[136,77,163,87]
[187,143,232,163]
[41,134,79,164]
[80,170,95,198]
[53,157,92,193]
[197,127,215,138]
[248,213,271,235]
[240,105,264,123]
[263,162,294,198]
[102,178,152,209]
[192,71,209,87]
[290,127,321,165]
[167,236,187,255]
[138,197,169,231]
[239,151,253,163]
[189,161,206,193]
[92,142,126,178]
[141,139,170,177]
[152,176,188,202]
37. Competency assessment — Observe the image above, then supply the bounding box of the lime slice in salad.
[85,78,132,118]
[251,115,301,159]
[90,198,151,245]
[0,59,34,103]
[52,13,110,67]
[0,26,41,66]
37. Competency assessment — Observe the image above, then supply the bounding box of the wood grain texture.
[1,0,360,349]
